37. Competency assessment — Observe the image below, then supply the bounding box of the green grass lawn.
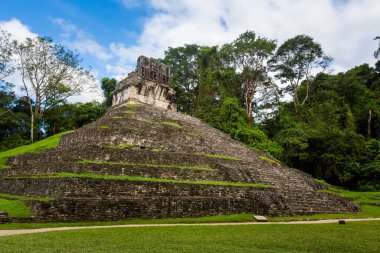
[0,131,73,169]
[0,213,253,230]
[0,221,379,253]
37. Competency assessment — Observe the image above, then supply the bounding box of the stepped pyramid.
[0,56,358,222]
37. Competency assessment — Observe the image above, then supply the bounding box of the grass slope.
[0,199,31,217]
[0,221,379,252]
[0,131,73,169]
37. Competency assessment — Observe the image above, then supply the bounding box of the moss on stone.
[123,110,135,114]
[112,116,124,119]
[100,126,110,129]
[125,103,141,108]
[10,172,273,188]
[201,154,240,161]
[101,144,139,149]
[79,159,215,171]
[0,193,54,202]
[258,155,278,165]
[161,121,181,128]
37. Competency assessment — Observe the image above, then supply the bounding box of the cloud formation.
[0,18,37,41]
[3,1,380,97]
[52,18,113,61]
[113,0,380,73]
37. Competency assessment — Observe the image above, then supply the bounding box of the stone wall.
[0,177,288,221]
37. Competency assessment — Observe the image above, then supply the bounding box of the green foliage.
[161,121,181,128]
[266,64,380,189]
[203,97,283,158]
[12,36,95,142]
[0,84,30,151]
[0,131,72,169]
[0,198,32,217]
[101,78,117,107]
[269,34,332,108]
[11,172,272,188]
[163,44,200,113]
[43,102,105,136]
[224,31,277,124]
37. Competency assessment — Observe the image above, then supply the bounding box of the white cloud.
[0,18,37,41]
[52,18,113,61]
[105,64,134,80]
[111,0,380,73]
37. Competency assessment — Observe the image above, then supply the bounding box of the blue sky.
[1,0,380,102]
[1,0,150,81]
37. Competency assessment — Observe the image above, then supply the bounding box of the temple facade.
[112,56,176,111]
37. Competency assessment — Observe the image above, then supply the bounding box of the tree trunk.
[247,97,253,127]
[367,109,372,138]
[30,111,34,143]
[27,98,34,143]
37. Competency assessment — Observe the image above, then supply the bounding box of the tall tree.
[101,77,117,107]
[0,30,14,80]
[374,36,380,72]
[269,35,332,110]
[163,44,200,113]
[374,36,380,60]
[223,31,276,126]
[13,36,95,142]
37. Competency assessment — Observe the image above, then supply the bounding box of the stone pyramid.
[0,56,358,221]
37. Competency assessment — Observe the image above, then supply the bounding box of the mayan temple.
[0,56,359,222]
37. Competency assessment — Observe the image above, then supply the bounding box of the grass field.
[0,131,73,169]
[0,221,379,252]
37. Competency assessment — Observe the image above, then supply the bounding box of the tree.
[269,35,332,110]
[163,44,200,113]
[0,83,30,151]
[12,36,95,142]
[43,102,105,136]
[374,36,380,60]
[0,30,14,80]
[223,31,276,126]
[101,77,117,107]
[374,36,380,72]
